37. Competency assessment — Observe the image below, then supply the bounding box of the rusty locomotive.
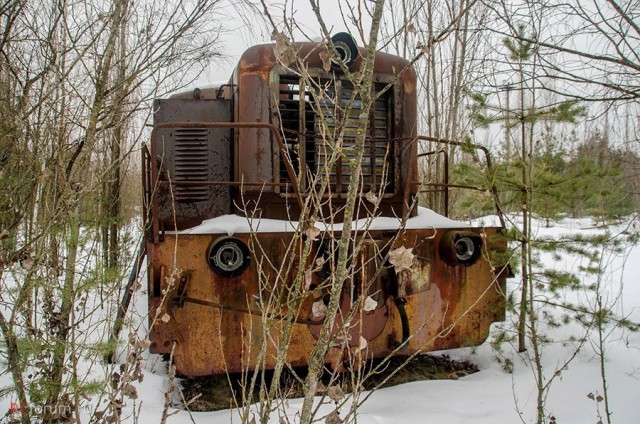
[135,34,508,377]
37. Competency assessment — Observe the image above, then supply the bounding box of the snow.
[175,206,471,235]
[2,216,639,423]
[160,215,640,423]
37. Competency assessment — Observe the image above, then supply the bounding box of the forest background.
[0,0,638,423]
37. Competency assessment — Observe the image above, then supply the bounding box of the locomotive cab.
[142,35,508,377]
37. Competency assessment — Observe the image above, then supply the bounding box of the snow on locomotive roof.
[173,207,470,236]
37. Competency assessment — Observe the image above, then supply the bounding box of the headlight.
[207,237,251,277]
[330,32,358,69]
[439,231,482,266]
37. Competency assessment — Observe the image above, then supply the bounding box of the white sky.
[198,0,375,85]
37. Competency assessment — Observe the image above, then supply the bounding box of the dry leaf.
[20,257,33,270]
[356,336,368,352]
[363,296,377,312]
[306,226,321,241]
[304,269,313,291]
[316,380,327,394]
[416,41,430,54]
[136,339,152,350]
[325,410,342,424]
[40,168,53,181]
[407,22,417,34]
[365,191,379,206]
[0,229,8,240]
[122,383,138,400]
[327,385,345,402]
[388,246,415,272]
[319,48,332,72]
[272,31,296,66]
[311,299,327,320]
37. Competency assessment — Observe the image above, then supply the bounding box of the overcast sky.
[197,0,375,86]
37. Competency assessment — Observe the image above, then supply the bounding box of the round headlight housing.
[207,237,251,278]
[455,236,476,262]
[330,32,358,69]
[439,231,483,266]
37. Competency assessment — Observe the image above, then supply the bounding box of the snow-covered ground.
[2,216,639,423]
[133,215,640,423]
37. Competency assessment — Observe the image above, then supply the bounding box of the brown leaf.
[416,41,431,54]
[365,191,380,206]
[319,48,332,72]
[123,383,138,400]
[311,299,327,320]
[356,336,368,352]
[0,229,8,240]
[272,31,296,66]
[316,380,327,394]
[306,226,321,241]
[388,246,415,272]
[20,257,33,270]
[325,410,342,424]
[135,339,152,350]
[407,23,417,34]
[304,269,313,291]
[327,385,345,402]
[363,296,377,312]
[40,168,53,181]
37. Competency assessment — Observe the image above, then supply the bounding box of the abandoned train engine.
[142,34,508,377]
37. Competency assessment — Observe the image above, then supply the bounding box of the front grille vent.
[315,82,393,193]
[278,76,316,192]
[277,76,394,194]
[174,128,208,202]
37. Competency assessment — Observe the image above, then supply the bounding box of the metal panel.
[147,227,507,377]
[153,99,232,229]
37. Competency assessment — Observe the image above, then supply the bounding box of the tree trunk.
[298,2,387,422]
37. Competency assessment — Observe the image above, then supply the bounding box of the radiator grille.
[277,76,393,194]
[278,76,316,192]
[315,82,393,192]
[174,128,208,202]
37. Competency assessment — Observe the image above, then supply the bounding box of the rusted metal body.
[144,38,508,377]
[147,227,505,376]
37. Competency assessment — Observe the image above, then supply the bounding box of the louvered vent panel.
[174,128,208,202]
[278,76,315,192]
[277,77,393,193]
[315,82,393,192]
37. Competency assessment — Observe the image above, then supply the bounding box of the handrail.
[408,136,505,228]
[150,122,303,243]
[417,149,449,216]
[141,144,151,231]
